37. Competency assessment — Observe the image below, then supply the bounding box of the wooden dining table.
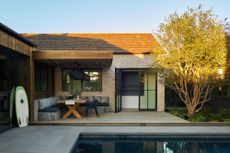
[57,98,87,119]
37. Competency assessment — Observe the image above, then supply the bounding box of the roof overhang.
[33,50,113,68]
[0,23,37,47]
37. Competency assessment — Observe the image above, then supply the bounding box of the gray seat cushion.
[39,104,65,112]
[87,96,94,103]
[100,96,109,103]
[38,99,49,110]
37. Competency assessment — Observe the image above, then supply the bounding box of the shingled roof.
[23,33,159,54]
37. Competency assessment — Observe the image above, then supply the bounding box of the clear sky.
[0,0,229,33]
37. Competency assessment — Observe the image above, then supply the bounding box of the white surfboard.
[15,86,29,127]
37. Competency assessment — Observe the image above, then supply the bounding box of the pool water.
[72,135,230,153]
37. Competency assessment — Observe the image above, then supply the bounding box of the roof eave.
[0,23,37,47]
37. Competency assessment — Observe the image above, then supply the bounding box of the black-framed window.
[62,69,82,92]
[83,69,102,92]
[34,62,54,93]
[62,68,102,92]
[139,72,157,110]
[35,63,48,92]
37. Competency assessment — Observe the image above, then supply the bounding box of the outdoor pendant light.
[69,63,85,80]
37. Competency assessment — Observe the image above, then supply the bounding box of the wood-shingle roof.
[23,33,159,54]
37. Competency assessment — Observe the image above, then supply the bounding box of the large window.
[83,69,102,92]
[62,69,82,92]
[62,69,102,92]
[34,62,54,92]
[139,72,157,110]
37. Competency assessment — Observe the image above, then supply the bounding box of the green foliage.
[188,107,210,121]
[217,107,230,119]
[152,5,228,116]
[189,114,207,122]
[170,106,230,122]
[170,110,186,119]
[153,6,227,81]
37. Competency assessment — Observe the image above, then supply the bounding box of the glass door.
[115,68,122,112]
[139,72,157,111]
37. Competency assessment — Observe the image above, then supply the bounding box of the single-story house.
[23,33,165,114]
[0,23,229,130]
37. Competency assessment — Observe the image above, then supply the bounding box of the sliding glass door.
[115,68,157,112]
[139,72,157,111]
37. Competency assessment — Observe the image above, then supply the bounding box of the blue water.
[72,135,230,153]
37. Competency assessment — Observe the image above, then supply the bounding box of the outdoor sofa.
[79,96,110,116]
[34,96,65,121]
[34,96,110,121]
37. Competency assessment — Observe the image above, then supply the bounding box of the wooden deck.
[32,112,189,125]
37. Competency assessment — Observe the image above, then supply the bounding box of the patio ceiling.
[33,50,113,67]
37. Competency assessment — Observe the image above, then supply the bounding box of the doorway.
[115,68,157,112]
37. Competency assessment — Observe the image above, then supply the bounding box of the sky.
[0,0,229,33]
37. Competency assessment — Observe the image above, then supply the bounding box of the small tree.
[152,6,228,117]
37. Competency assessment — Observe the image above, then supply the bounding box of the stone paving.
[0,125,230,153]
[34,112,189,125]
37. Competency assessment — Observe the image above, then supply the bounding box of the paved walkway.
[34,112,189,125]
[0,125,230,153]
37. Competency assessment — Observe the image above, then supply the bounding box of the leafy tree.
[152,6,228,117]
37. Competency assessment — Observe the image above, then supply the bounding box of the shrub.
[189,114,206,122]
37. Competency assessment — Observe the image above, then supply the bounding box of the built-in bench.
[34,96,65,121]
[79,96,110,115]
[34,96,110,121]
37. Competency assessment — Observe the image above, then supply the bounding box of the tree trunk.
[187,105,196,117]
[172,80,214,118]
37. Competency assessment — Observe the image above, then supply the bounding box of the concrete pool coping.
[0,125,230,153]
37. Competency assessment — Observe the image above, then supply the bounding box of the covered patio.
[32,112,188,125]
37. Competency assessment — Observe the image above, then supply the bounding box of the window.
[83,69,102,92]
[62,69,82,92]
[62,69,102,92]
[139,72,157,110]
[34,62,54,92]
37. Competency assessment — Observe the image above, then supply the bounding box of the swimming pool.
[72,135,230,153]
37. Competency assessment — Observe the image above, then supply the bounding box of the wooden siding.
[0,30,32,56]
[0,29,35,122]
